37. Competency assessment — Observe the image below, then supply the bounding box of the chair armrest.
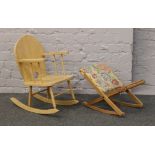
[18,58,44,63]
[43,51,69,57]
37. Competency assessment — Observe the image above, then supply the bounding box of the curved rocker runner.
[11,35,78,115]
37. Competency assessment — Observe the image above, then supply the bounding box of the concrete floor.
[0,94,154,126]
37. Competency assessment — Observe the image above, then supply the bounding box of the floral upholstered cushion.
[83,64,123,92]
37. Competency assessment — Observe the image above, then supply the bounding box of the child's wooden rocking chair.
[10,35,78,114]
[80,64,145,116]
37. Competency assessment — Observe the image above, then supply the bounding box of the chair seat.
[24,75,73,87]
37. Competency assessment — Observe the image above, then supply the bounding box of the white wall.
[0,28,133,93]
[133,28,155,95]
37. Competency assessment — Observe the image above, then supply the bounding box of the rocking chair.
[80,64,145,116]
[10,35,78,114]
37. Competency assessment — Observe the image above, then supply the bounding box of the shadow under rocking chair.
[10,35,79,114]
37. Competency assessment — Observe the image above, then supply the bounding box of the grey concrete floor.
[0,94,154,126]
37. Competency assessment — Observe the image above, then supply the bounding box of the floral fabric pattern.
[84,64,123,92]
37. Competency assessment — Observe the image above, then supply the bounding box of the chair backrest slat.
[45,51,69,75]
[60,54,65,75]
[52,54,58,75]
[30,62,34,80]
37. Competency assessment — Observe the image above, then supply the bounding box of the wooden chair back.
[14,35,70,83]
[14,35,47,82]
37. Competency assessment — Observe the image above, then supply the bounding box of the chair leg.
[126,90,143,107]
[67,80,76,100]
[11,86,59,115]
[85,96,104,105]
[49,87,57,109]
[47,87,51,99]
[84,96,125,116]
[104,96,125,116]
[28,86,32,106]
[111,90,143,108]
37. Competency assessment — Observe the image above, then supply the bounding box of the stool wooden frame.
[80,68,145,116]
